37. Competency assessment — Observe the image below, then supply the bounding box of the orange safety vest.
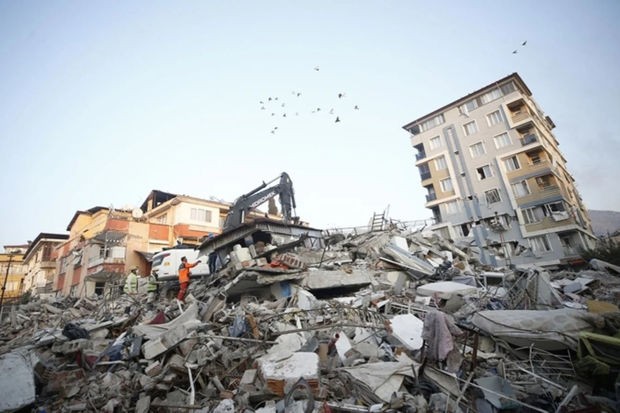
[178,262,198,283]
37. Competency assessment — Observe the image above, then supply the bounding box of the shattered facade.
[2,224,619,412]
[403,73,596,268]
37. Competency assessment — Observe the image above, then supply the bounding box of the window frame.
[429,135,442,150]
[190,207,212,223]
[434,155,448,171]
[493,132,512,149]
[463,120,478,136]
[476,164,493,180]
[504,155,520,171]
[486,109,503,127]
[440,177,453,192]
[530,235,552,254]
[469,141,486,158]
[485,188,501,204]
[511,180,531,198]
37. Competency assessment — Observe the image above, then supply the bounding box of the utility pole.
[0,253,14,320]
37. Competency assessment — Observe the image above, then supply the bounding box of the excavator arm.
[223,172,297,231]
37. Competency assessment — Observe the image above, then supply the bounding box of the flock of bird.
[259,66,360,134]
[512,40,527,54]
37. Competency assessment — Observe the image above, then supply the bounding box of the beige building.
[402,73,596,267]
[0,245,28,304]
[22,233,68,296]
[53,191,232,298]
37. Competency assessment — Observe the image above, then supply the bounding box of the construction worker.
[124,266,139,294]
[177,256,200,302]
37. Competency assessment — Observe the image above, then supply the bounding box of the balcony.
[426,193,437,202]
[520,133,538,146]
[420,171,431,181]
[415,152,427,161]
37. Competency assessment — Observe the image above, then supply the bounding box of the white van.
[151,247,210,281]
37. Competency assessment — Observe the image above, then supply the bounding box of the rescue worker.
[123,266,139,294]
[146,271,159,307]
[177,256,200,302]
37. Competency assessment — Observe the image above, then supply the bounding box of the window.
[476,165,493,180]
[486,110,503,126]
[156,214,167,224]
[500,82,516,95]
[494,133,511,149]
[511,180,530,197]
[463,121,478,136]
[485,189,501,204]
[435,156,447,171]
[458,99,479,115]
[504,156,520,171]
[545,201,569,221]
[429,136,442,150]
[440,178,453,192]
[469,142,485,158]
[480,88,502,104]
[419,114,445,132]
[522,207,543,224]
[529,235,551,254]
[444,200,459,214]
[190,208,212,222]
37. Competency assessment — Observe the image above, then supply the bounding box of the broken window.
[485,188,501,204]
[529,235,551,254]
[545,201,569,221]
[476,165,493,180]
[504,155,520,171]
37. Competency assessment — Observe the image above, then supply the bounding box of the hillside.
[588,209,620,236]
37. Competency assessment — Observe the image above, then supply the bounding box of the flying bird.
[335,117,340,123]
[354,105,359,110]
[522,40,527,46]
[283,113,287,117]
[314,66,320,71]
[261,106,266,110]
[512,50,518,54]
[338,93,345,99]
[329,108,334,114]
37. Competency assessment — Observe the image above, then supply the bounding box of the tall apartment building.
[402,73,596,267]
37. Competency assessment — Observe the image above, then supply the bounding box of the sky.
[1,0,619,247]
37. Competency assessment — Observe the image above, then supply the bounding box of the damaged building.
[402,73,596,268]
[1,218,619,412]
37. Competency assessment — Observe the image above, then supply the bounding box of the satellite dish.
[132,208,144,219]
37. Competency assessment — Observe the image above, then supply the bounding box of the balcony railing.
[426,193,437,202]
[511,110,530,123]
[415,152,427,161]
[420,171,431,180]
[520,134,538,146]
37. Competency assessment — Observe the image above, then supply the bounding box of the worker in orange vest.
[177,256,201,302]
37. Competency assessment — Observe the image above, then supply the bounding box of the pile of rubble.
[1,226,619,412]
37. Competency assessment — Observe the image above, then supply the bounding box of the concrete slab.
[416,281,478,299]
[0,351,36,411]
[304,269,373,290]
[388,314,424,350]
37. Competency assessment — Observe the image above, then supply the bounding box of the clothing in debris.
[421,310,463,362]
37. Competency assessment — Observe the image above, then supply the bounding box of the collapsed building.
[1,219,619,413]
